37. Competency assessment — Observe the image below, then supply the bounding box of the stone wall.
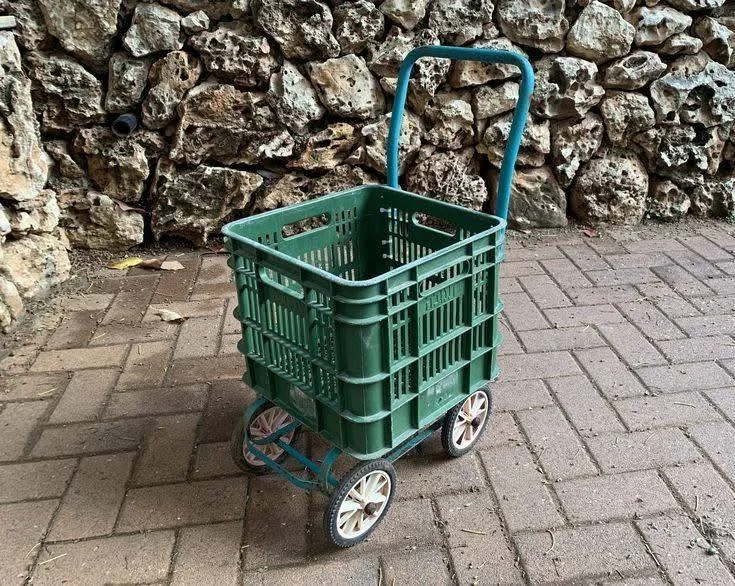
[1,0,734,328]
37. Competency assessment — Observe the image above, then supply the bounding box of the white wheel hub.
[336,470,392,539]
[244,406,296,466]
[452,391,489,450]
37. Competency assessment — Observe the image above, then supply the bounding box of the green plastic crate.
[223,184,505,460]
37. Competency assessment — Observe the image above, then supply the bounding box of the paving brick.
[48,368,117,424]
[31,344,128,372]
[48,452,134,541]
[63,293,114,311]
[117,340,174,390]
[637,515,733,583]
[556,471,677,523]
[31,419,148,458]
[154,256,199,301]
[191,441,242,479]
[704,387,735,422]
[518,327,604,352]
[561,243,610,271]
[501,291,550,331]
[637,281,701,319]
[672,250,724,281]
[0,345,40,374]
[676,314,735,336]
[502,260,544,277]
[1,499,57,581]
[625,238,686,254]
[88,321,179,345]
[585,428,700,473]
[102,288,155,325]
[219,333,241,356]
[518,274,571,308]
[652,265,713,296]
[658,335,735,363]
[436,492,522,584]
[547,375,625,436]
[0,401,49,460]
[636,362,734,393]
[168,354,244,386]
[545,304,624,327]
[34,531,175,585]
[196,255,231,284]
[517,523,655,583]
[396,453,484,498]
[617,299,684,340]
[680,235,733,262]
[118,477,247,531]
[597,322,667,367]
[481,445,563,532]
[604,253,672,269]
[0,372,68,401]
[695,228,735,254]
[381,547,452,586]
[222,297,241,335]
[0,459,76,504]
[174,315,221,359]
[91,273,159,294]
[499,351,580,381]
[172,521,242,586]
[517,406,597,480]
[498,320,523,355]
[45,310,102,349]
[575,347,647,399]
[134,414,199,485]
[564,285,641,305]
[505,244,563,261]
[244,558,377,585]
[500,276,522,294]
[689,422,735,485]
[484,412,525,448]
[717,260,735,275]
[491,379,554,411]
[198,379,253,443]
[586,238,628,256]
[587,268,660,287]
[105,384,207,418]
[540,258,592,289]
[614,391,722,430]
[144,299,224,322]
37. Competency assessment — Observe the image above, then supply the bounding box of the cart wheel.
[323,459,396,548]
[441,388,492,458]
[230,402,301,474]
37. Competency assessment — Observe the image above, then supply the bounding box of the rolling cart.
[223,45,534,548]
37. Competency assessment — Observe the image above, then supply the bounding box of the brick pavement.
[2,224,735,584]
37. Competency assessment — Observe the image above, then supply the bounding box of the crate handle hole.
[282,213,331,238]
[412,212,457,236]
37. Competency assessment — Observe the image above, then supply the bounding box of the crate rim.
[222,184,507,289]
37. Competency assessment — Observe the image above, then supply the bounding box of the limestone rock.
[532,56,604,119]
[613,0,636,14]
[497,0,569,53]
[567,1,636,63]
[649,56,735,127]
[181,10,210,34]
[309,55,385,120]
[253,0,340,61]
[334,1,385,54]
[170,83,294,165]
[693,16,735,67]
[158,0,248,19]
[44,141,87,191]
[105,53,151,113]
[1,232,70,299]
[550,113,605,187]
[630,6,692,47]
[190,24,276,88]
[0,205,11,239]
[73,127,167,202]
[490,166,568,229]
[571,149,648,224]
[152,160,263,244]
[423,93,474,150]
[603,51,666,89]
[480,113,550,167]
[405,146,487,209]
[59,190,143,250]
[36,0,121,70]
[266,61,326,135]
[0,276,23,332]
[123,3,183,57]
[380,0,426,31]
[7,0,50,51]
[349,111,422,175]
[658,33,703,55]
[666,0,725,12]
[0,34,49,202]
[664,172,735,217]
[600,91,656,145]
[473,82,519,121]
[646,179,691,221]
[427,0,494,45]
[142,51,201,130]
[28,53,106,133]
[449,38,527,88]
[288,123,358,171]
[6,189,60,235]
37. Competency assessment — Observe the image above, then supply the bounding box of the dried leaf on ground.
[107,257,143,269]
[138,258,185,271]
[153,308,186,323]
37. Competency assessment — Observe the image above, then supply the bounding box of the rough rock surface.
[646,179,691,221]
[497,0,568,53]
[631,6,692,47]
[550,113,605,187]
[288,123,358,171]
[7,0,49,51]
[181,10,210,34]
[6,189,59,235]
[658,32,703,56]
[334,1,384,54]
[480,113,550,167]
[152,160,263,244]
[567,1,636,63]
[427,0,494,46]
[0,276,23,332]
[309,55,385,120]
[59,190,144,250]
[603,51,667,89]
[266,60,325,134]
[490,166,568,229]
[254,0,340,61]
[106,53,151,113]
[473,82,519,121]
[189,24,276,87]
[600,91,656,145]
[449,38,527,88]
[694,16,735,67]
[380,0,426,31]
[532,56,605,119]
[123,3,183,57]
[349,111,422,175]
[158,0,248,19]
[142,51,201,130]
[1,233,70,299]
[423,93,475,150]
[571,150,649,223]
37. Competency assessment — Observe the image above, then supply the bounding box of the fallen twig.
[673,402,696,408]
[545,529,555,554]
[461,528,488,536]
[38,553,67,566]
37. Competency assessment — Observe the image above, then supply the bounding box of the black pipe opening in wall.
[111,113,138,137]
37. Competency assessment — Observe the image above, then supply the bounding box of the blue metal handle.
[386,45,535,221]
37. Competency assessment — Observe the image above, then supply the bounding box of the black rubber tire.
[440,388,492,458]
[323,459,397,548]
[230,402,302,474]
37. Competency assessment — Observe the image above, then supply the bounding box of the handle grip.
[385,45,535,221]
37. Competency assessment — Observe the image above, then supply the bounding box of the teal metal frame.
[236,45,534,495]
